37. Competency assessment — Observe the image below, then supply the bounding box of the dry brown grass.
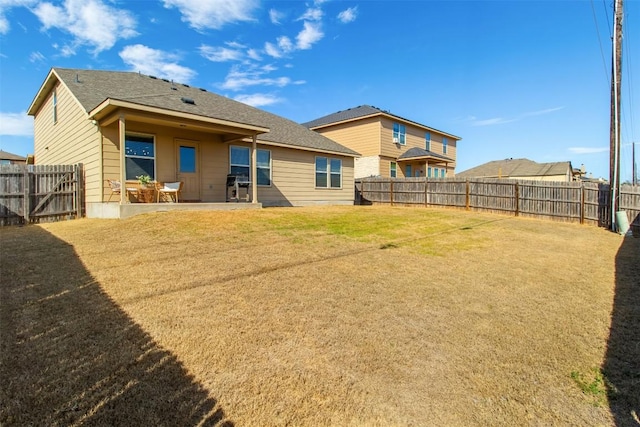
[1,206,637,426]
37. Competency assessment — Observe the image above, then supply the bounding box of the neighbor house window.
[443,137,448,154]
[315,156,342,188]
[427,167,432,178]
[53,90,58,124]
[125,134,155,180]
[231,146,271,185]
[406,165,412,177]
[425,132,431,151]
[441,168,446,178]
[256,149,271,186]
[390,161,397,178]
[393,123,406,145]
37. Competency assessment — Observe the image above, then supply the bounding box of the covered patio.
[397,147,454,178]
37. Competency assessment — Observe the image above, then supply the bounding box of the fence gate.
[0,164,84,226]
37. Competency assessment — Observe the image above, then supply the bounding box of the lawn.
[1,206,638,426]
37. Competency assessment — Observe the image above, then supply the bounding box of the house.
[0,150,27,165]
[27,68,359,218]
[456,158,580,182]
[303,105,461,179]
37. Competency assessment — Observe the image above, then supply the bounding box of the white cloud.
[33,0,137,55]
[337,6,358,23]
[269,8,283,25]
[469,107,564,126]
[200,44,243,62]
[264,41,282,58]
[163,0,258,31]
[247,48,262,61]
[221,64,303,91]
[0,112,33,136]
[234,93,281,107]
[0,0,37,34]
[568,147,609,154]
[29,51,45,63]
[296,21,323,49]
[277,36,294,53]
[298,7,323,22]
[119,44,196,83]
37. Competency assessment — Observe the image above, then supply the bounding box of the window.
[53,90,58,124]
[425,132,431,151]
[125,134,155,180]
[315,156,342,188]
[392,123,406,145]
[406,165,412,177]
[441,168,446,178]
[256,149,271,186]
[179,146,196,173]
[390,161,397,178]
[442,137,448,154]
[427,167,432,178]
[231,146,271,186]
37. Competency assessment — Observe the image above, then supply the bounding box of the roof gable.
[28,68,359,157]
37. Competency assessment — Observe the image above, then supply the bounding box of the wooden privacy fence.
[356,177,640,229]
[0,164,84,226]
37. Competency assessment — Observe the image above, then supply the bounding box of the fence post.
[580,183,585,224]
[389,178,394,206]
[22,164,30,223]
[465,179,470,211]
[75,163,83,218]
[424,178,429,207]
[514,181,520,217]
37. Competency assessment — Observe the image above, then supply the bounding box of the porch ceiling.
[90,99,269,142]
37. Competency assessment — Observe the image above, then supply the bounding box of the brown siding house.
[304,105,461,179]
[27,68,359,218]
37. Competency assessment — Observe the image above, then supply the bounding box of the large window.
[443,137,448,154]
[390,161,397,178]
[230,146,271,186]
[425,132,431,151]
[315,156,342,188]
[392,123,406,145]
[125,134,155,180]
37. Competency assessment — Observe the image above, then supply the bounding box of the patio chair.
[108,179,138,202]
[156,181,183,203]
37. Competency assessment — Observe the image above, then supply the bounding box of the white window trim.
[390,161,397,178]
[256,148,272,187]
[125,132,156,180]
[393,123,406,145]
[443,137,448,154]
[230,145,272,186]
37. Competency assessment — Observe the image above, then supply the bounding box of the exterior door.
[176,140,200,201]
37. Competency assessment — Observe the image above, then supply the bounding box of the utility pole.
[634,142,637,185]
[609,0,623,230]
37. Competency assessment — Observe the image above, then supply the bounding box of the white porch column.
[119,115,126,204]
[425,160,429,178]
[251,134,258,203]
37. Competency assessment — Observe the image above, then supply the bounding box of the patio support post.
[251,134,258,203]
[119,115,126,204]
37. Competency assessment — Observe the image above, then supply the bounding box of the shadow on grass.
[605,235,640,426]
[0,226,232,426]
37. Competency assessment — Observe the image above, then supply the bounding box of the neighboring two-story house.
[303,105,461,179]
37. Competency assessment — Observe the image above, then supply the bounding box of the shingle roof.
[456,158,572,178]
[302,104,461,140]
[32,68,359,157]
[0,150,26,161]
[397,147,453,162]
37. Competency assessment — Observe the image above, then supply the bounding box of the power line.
[591,0,611,86]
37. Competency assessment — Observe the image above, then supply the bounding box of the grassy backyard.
[1,206,638,426]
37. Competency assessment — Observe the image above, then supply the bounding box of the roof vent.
[162,78,170,83]
[182,83,190,88]
[181,97,195,105]
[149,75,157,79]
[199,88,207,92]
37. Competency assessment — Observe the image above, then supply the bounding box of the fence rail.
[0,164,84,226]
[356,177,640,230]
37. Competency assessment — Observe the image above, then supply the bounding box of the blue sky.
[0,0,638,181]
